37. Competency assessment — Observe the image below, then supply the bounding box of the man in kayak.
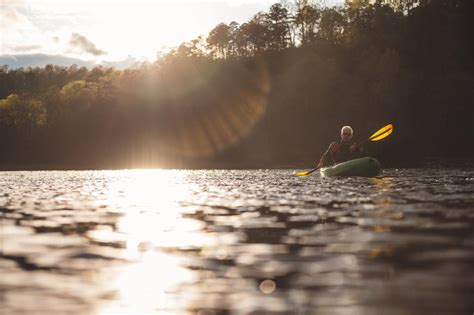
[317,126,365,168]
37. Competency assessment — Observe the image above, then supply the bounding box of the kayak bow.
[320,157,381,177]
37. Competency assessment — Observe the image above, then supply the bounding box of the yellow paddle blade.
[295,171,311,177]
[295,167,320,176]
[369,124,393,141]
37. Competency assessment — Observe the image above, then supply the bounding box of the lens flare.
[123,59,271,167]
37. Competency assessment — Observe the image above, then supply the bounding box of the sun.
[90,2,203,61]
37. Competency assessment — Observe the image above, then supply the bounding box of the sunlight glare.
[99,170,212,253]
[100,251,196,314]
[91,2,209,61]
[95,170,210,314]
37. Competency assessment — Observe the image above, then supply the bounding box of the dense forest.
[1,0,473,169]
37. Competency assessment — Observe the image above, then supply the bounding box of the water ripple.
[1,168,473,314]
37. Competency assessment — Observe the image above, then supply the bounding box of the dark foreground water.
[1,169,473,315]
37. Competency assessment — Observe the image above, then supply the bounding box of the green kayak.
[320,157,381,177]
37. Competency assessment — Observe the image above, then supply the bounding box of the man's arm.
[318,142,336,168]
[350,143,367,157]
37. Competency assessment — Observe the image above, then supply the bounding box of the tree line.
[0,0,472,169]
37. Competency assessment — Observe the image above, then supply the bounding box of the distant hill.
[0,54,93,69]
[0,54,144,69]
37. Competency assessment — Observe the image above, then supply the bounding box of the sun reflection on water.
[100,251,196,315]
[94,170,210,314]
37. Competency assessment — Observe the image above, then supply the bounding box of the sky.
[1,0,342,68]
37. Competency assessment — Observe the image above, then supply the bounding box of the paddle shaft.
[304,166,320,175]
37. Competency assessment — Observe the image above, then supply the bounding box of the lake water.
[1,169,473,315]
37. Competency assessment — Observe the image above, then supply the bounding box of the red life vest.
[319,140,362,167]
[329,140,354,164]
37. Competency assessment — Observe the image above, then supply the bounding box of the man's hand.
[350,144,363,153]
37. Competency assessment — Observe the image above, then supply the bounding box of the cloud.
[0,5,27,30]
[100,55,147,69]
[69,33,107,56]
[2,7,19,22]
[12,45,42,52]
[0,3,48,54]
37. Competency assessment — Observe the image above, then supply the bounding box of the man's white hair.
[341,125,353,135]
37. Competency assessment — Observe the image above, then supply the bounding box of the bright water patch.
[1,169,473,314]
